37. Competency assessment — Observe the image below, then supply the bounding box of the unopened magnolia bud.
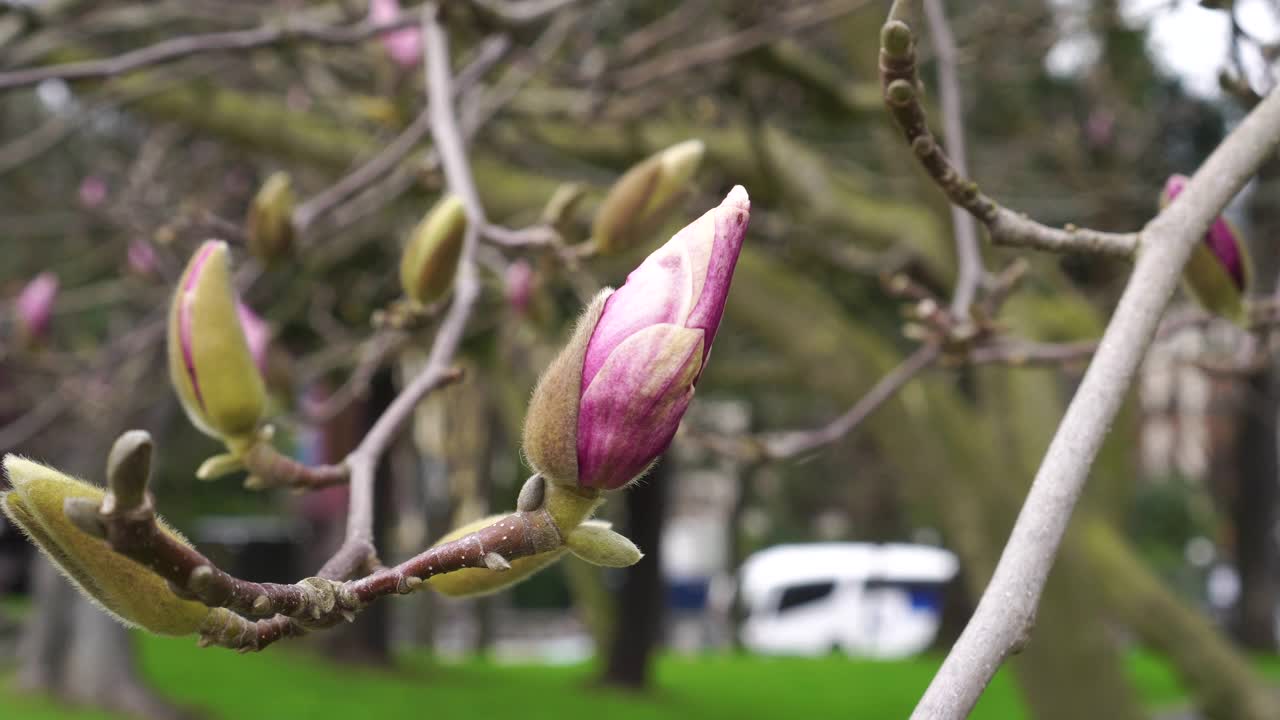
[1161,174,1251,323]
[425,513,566,598]
[400,195,467,306]
[369,0,422,68]
[245,172,295,265]
[167,241,267,446]
[566,520,643,567]
[14,272,58,344]
[127,240,158,276]
[591,139,705,255]
[541,183,587,234]
[525,187,750,490]
[1,456,210,636]
[236,302,271,375]
[504,260,535,316]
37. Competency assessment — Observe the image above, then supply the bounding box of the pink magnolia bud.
[522,187,750,491]
[505,260,534,315]
[14,272,58,342]
[127,239,158,276]
[1161,174,1251,322]
[78,176,107,210]
[369,0,422,69]
[236,302,270,376]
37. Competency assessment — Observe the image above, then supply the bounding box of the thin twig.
[879,5,1139,258]
[0,11,429,92]
[922,0,983,318]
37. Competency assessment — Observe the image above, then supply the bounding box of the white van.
[738,542,959,659]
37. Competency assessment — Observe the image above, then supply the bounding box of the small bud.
[1160,174,1251,323]
[167,241,267,445]
[541,183,587,234]
[504,260,535,316]
[195,452,246,481]
[127,240,158,277]
[591,139,705,255]
[425,514,566,598]
[369,0,422,68]
[515,474,545,512]
[245,172,295,265]
[1,456,210,636]
[399,195,467,306]
[78,175,108,210]
[566,520,643,568]
[13,272,58,345]
[524,187,750,490]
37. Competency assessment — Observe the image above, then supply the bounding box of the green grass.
[2,633,1278,720]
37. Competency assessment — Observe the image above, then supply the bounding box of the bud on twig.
[168,241,267,448]
[591,139,705,255]
[0,456,210,636]
[245,172,295,265]
[1160,174,1252,323]
[400,194,467,306]
[524,186,750,490]
[13,272,58,345]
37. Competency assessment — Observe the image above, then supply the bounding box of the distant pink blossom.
[14,272,58,342]
[78,176,107,209]
[369,0,422,68]
[505,260,534,315]
[127,239,158,276]
[236,302,271,375]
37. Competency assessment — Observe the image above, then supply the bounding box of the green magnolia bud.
[591,139,704,255]
[167,241,267,447]
[540,182,587,235]
[1,456,210,636]
[566,520,643,567]
[400,194,467,306]
[245,172,295,265]
[425,514,566,598]
[427,482,604,598]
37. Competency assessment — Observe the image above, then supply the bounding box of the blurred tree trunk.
[602,457,669,689]
[1231,158,1280,651]
[1085,521,1279,720]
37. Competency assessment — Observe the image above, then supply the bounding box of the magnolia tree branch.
[922,0,983,318]
[0,11,430,92]
[879,5,1138,258]
[892,32,1280,720]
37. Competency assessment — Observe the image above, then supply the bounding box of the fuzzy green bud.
[245,172,295,265]
[400,194,467,306]
[167,241,267,447]
[1,456,210,636]
[566,520,643,567]
[591,139,704,255]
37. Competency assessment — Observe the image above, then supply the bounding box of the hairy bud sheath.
[1161,174,1251,322]
[591,139,705,255]
[245,172,295,265]
[167,241,266,445]
[0,456,209,636]
[524,186,750,490]
[400,195,467,306]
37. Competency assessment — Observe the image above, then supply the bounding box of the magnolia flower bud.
[504,260,534,315]
[14,272,58,344]
[400,195,467,306]
[524,186,750,490]
[245,172,295,265]
[591,139,705,255]
[1161,174,1252,322]
[127,239,158,276]
[1,456,209,636]
[236,302,271,376]
[369,0,422,68]
[78,175,107,210]
[168,241,267,446]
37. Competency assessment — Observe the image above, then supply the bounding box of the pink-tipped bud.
[505,260,534,315]
[523,187,750,491]
[14,272,58,343]
[1161,174,1251,322]
[78,176,107,210]
[127,240,158,276]
[370,0,422,69]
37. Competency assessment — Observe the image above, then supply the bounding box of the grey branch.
[910,67,1280,720]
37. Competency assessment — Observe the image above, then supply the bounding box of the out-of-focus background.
[2,1,1280,719]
